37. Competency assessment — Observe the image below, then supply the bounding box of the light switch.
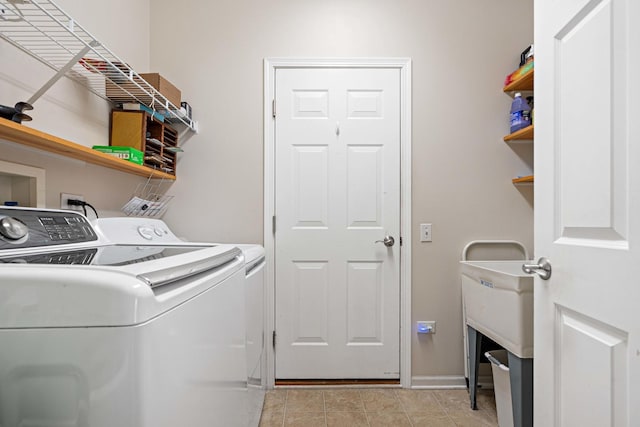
[420,223,432,242]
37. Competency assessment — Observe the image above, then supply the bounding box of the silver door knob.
[375,236,395,247]
[522,257,552,280]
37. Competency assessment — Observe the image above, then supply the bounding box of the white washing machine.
[0,207,249,427]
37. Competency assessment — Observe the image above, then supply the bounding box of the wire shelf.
[0,0,196,131]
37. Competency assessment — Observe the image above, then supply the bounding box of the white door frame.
[263,58,412,388]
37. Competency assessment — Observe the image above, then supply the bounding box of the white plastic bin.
[485,350,513,427]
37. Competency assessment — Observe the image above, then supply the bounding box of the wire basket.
[121,175,173,218]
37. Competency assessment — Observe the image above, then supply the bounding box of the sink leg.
[507,352,533,427]
[467,325,482,410]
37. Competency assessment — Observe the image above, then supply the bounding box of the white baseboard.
[410,375,494,389]
[410,376,467,389]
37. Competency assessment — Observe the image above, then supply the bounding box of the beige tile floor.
[259,388,498,427]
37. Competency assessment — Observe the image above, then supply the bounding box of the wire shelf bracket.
[121,174,173,218]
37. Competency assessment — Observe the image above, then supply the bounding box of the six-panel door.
[274,68,401,379]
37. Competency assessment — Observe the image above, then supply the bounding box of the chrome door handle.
[522,257,552,280]
[375,236,395,247]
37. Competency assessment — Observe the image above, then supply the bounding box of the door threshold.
[275,379,400,388]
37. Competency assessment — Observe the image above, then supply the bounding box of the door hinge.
[272,330,276,349]
[400,236,403,246]
[272,99,276,118]
[272,215,276,234]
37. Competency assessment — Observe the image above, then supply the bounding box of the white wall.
[150,0,534,380]
[0,0,151,215]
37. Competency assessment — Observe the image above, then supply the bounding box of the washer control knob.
[137,226,154,240]
[0,217,29,240]
[154,227,165,237]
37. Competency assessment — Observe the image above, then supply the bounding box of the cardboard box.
[105,73,181,108]
[105,75,153,105]
[139,73,181,107]
[92,145,144,165]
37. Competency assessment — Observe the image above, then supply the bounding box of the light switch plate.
[420,223,432,242]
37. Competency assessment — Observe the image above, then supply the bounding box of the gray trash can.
[485,350,513,427]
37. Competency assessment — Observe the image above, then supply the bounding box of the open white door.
[535,0,639,425]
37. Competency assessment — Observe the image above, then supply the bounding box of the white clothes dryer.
[235,244,266,426]
[93,217,266,426]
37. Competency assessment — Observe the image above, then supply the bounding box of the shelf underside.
[512,175,534,185]
[504,125,534,142]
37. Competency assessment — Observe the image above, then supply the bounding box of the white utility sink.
[460,260,534,358]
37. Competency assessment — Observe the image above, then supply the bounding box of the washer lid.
[0,244,244,328]
[135,246,240,288]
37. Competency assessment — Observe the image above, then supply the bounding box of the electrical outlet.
[60,193,84,211]
[420,223,432,242]
[417,321,436,334]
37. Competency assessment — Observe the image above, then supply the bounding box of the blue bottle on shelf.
[510,92,531,134]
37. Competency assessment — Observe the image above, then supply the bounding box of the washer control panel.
[0,248,97,265]
[0,208,98,250]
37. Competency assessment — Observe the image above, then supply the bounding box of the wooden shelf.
[504,66,534,188]
[512,175,534,185]
[503,68,534,93]
[0,118,175,180]
[504,125,534,142]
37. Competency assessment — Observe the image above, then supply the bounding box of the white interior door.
[274,68,400,379]
[535,0,639,425]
